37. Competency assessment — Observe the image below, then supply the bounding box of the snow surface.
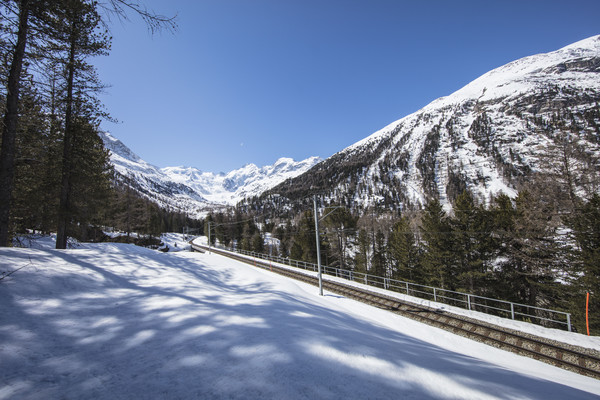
[2,242,600,399]
[203,241,600,351]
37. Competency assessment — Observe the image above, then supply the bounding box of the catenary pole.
[208,222,211,254]
[314,195,323,296]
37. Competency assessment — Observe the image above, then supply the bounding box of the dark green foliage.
[353,228,369,275]
[420,198,456,289]
[388,216,420,282]
[10,86,60,234]
[498,191,563,307]
[250,231,264,253]
[322,207,357,270]
[370,230,387,279]
[565,194,600,333]
[1,0,177,246]
[451,191,491,294]
[106,182,200,239]
[293,210,319,263]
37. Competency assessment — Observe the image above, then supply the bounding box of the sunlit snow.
[1,241,599,399]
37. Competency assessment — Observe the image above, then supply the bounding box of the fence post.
[467,294,472,311]
[511,303,515,320]
[567,313,572,332]
[433,287,437,302]
[406,282,409,295]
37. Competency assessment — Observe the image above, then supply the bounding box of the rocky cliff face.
[256,35,600,213]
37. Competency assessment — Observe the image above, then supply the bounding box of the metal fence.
[203,244,572,332]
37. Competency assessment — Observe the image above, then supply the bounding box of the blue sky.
[95,0,600,173]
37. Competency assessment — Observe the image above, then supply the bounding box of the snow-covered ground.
[1,242,599,399]
[202,242,600,351]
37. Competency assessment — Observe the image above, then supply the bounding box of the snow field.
[204,241,600,351]
[1,243,599,399]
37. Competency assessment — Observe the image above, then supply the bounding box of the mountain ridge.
[251,34,600,213]
[100,132,322,216]
[103,35,600,217]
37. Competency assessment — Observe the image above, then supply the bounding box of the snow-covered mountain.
[161,156,322,204]
[253,35,600,212]
[100,132,321,215]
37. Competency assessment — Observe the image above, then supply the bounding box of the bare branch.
[0,257,33,281]
[99,0,177,34]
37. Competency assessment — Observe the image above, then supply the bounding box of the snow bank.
[1,244,599,399]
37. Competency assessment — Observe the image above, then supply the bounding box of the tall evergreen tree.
[496,190,563,310]
[0,0,39,246]
[388,216,420,283]
[353,228,370,275]
[565,194,600,333]
[250,231,264,253]
[451,191,492,294]
[420,198,456,289]
[52,0,111,249]
[1,0,176,246]
[371,229,387,280]
[322,207,357,270]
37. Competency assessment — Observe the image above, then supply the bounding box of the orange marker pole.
[586,292,590,336]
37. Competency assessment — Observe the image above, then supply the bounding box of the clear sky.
[94,0,600,173]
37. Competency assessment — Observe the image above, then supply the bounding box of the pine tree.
[420,198,456,290]
[565,194,600,333]
[0,0,45,245]
[0,1,176,246]
[371,230,387,279]
[388,216,420,283]
[293,210,318,263]
[451,191,492,294]
[353,228,370,275]
[496,190,563,311]
[322,207,357,270]
[250,231,264,253]
[52,0,111,249]
[10,84,56,234]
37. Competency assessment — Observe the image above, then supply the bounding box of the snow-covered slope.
[100,132,321,215]
[162,156,321,205]
[263,35,600,211]
[1,243,599,399]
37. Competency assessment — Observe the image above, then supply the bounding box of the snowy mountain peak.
[101,131,143,163]
[257,35,600,212]
[100,131,321,216]
[560,34,600,52]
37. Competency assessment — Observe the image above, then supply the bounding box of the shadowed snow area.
[1,243,599,399]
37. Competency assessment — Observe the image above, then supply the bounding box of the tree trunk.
[56,19,77,249]
[0,0,31,246]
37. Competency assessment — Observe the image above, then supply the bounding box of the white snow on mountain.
[329,34,600,210]
[100,132,321,215]
[162,156,321,205]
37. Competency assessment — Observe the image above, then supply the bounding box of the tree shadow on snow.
[0,248,597,400]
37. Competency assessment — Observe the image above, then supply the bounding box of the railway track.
[192,243,600,379]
